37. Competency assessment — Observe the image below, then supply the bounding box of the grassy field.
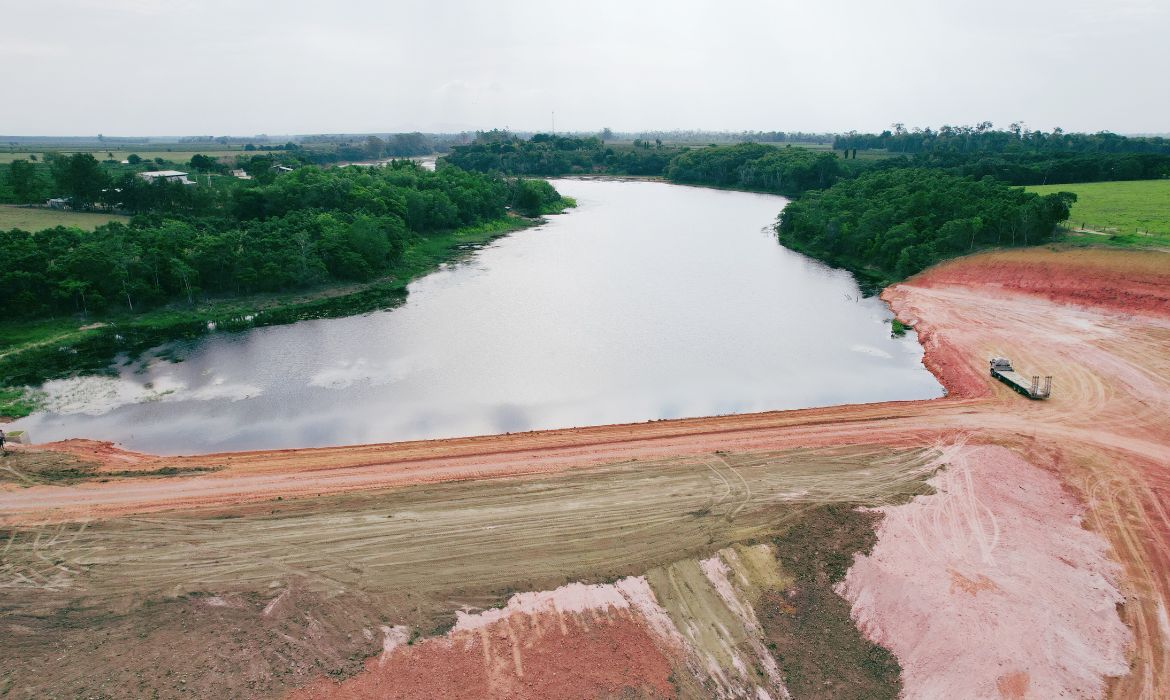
[0,205,129,231]
[1027,179,1170,242]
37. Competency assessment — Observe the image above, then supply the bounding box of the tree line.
[446,126,1170,189]
[1,152,266,209]
[867,151,1170,186]
[1,161,561,319]
[600,129,834,145]
[833,124,1170,155]
[284,133,436,165]
[444,134,682,176]
[0,133,447,206]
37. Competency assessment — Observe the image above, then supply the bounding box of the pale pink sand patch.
[839,444,1131,699]
[447,573,791,699]
[452,580,638,632]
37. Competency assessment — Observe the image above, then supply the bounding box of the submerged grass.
[0,386,45,419]
[541,196,577,215]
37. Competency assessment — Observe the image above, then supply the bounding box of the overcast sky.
[2,0,1167,136]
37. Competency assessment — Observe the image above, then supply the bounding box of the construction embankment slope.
[2,246,1168,699]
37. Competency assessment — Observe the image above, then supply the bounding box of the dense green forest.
[830,125,1170,185]
[1,159,563,320]
[867,151,1170,186]
[664,143,842,197]
[444,127,1170,191]
[777,169,1076,288]
[444,133,681,176]
[611,129,832,145]
[271,133,439,165]
[194,132,447,164]
[833,124,1170,155]
[445,134,844,196]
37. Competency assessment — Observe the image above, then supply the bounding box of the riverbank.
[6,180,939,452]
[0,203,572,415]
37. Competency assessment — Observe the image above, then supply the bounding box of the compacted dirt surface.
[2,246,1168,699]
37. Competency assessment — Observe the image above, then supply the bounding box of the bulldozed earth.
[2,246,1169,699]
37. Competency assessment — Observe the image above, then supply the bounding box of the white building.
[138,170,196,185]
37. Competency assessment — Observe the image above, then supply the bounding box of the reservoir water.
[13,179,944,453]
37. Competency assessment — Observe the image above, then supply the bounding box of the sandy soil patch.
[840,443,1131,699]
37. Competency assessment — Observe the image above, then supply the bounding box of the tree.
[189,154,222,172]
[170,258,197,305]
[241,154,277,183]
[127,154,142,164]
[51,153,108,209]
[514,181,544,216]
[58,279,92,316]
[364,135,386,159]
[387,133,431,157]
[9,159,44,203]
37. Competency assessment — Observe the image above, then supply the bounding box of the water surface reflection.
[14,179,943,453]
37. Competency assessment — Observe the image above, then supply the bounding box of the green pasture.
[0,205,129,231]
[1027,179,1170,244]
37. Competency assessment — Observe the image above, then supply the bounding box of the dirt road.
[2,246,1168,699]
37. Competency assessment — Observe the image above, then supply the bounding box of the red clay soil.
[34,437,160,469]
[910,247,1170,319]
[0,401,973,523]
[5,246,1170,698]
[289,605,677,700]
